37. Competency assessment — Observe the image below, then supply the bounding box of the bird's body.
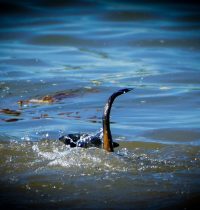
[59,88,132,152]
[59,129,119,149]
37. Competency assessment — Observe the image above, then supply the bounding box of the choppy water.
[0,0,200,209]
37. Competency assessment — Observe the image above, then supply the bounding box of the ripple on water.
[101,10,159,22]
[143,128,200,145]
[0,137,199,179]
[28,34,101,47]
[0,58,48,67]
[0,135,200,209]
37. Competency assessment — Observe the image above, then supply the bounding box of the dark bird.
[59,88,132,152]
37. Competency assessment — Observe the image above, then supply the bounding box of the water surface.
[0,0,200,209]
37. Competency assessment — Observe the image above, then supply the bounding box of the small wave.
[1,136,199,180]
[102,10,158,22]
[31,140,133,174]
[28,34,100,47]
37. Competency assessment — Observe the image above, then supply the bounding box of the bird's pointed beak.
[125,88,133,93]
[120,88,133,94]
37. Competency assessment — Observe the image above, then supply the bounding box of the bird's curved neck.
[102,97,114,152]
[102,88,132,152]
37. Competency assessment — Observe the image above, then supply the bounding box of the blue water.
[0,1,200,209]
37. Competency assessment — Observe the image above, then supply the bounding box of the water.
[0,0,200,209]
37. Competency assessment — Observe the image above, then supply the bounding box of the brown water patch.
[18,96,54,106]
[18,92,75,106]
[57,111,81,120]
[32,114,52,120]
[0,109,21,116]
[18,88,99,107]
[1,118,22,122]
